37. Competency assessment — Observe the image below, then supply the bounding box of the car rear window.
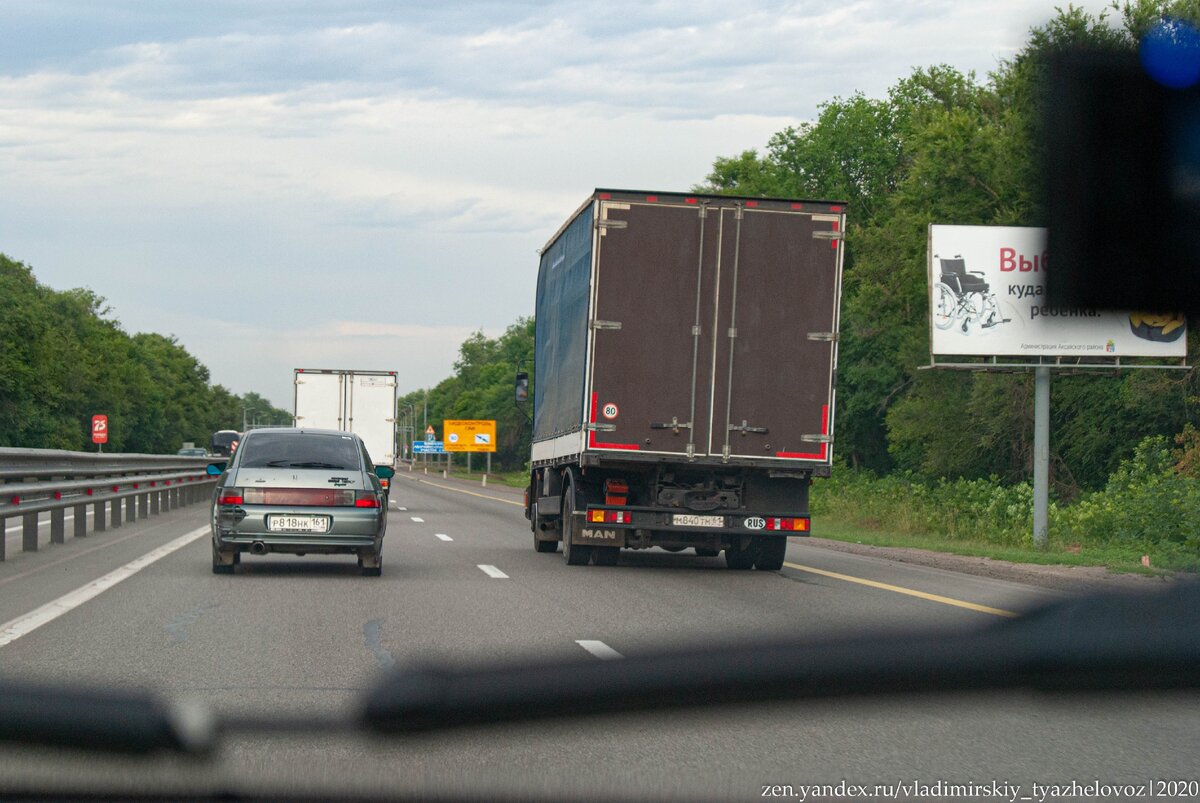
[238,432,362,470]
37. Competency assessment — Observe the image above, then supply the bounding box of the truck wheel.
[593,546,619,566]
[724,543,756,570]
[562,493,593,566]
[532,499,560,552]
[754,537,787,571]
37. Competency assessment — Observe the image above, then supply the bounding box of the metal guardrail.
[0,448,218,561]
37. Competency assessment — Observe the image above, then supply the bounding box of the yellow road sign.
[443,420,497,452]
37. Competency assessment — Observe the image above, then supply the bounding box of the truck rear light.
[379,478,390,491]
[588,509,630,524]
[765,517,809,532]
[604,479,628,506]
[218,488,244,505]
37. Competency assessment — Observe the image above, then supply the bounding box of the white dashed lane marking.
[478,564,508,579]
[575,640,623,660]
[410,517,424,523]
[435,533,453,541]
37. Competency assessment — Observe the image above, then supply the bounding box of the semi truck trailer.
[524,189,845,570]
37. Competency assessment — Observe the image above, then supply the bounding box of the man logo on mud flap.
[581,528,618,540]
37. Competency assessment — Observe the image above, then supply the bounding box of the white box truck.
[293,369,398,470]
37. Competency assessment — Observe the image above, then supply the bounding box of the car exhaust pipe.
[250,541,267,555]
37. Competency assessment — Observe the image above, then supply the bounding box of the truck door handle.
[650,417,692,434]
[728,421,768,435]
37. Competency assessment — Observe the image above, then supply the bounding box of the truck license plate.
[268,515,330,533]
[672,514,724,528]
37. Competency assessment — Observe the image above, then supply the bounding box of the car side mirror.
[515,371,529,404]
[375,465,395,480]
[206,463,227,476]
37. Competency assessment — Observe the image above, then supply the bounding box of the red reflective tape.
[685,197,698,204]
[746,200,759,208]
[588,392,640,451]
[830,205,843,212]
[9,496,19,505]
[776,405,829,460]
[646,195,658,202]
[791,203,803,210]
[598,192,611,200]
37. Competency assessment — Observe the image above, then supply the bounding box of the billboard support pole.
[1033,366,1050,548]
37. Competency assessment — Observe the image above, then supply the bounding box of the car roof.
[241,427,361,440]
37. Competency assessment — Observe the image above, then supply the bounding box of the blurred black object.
[1045,47,1200,313]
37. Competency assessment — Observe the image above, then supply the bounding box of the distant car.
[207,428,395,576]
[177,447,208,456]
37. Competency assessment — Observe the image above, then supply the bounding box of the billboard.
[929,225,1186,358]
[442,420,497,453]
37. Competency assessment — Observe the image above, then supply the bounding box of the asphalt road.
[0,470,1196,800]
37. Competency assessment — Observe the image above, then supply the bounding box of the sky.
[0,0,1117,409]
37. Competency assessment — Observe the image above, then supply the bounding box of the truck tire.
[562,493,593,566]
[754,537,787,571]
[593,546,620,566]
[535,534,559,553]
[724,543,756,570]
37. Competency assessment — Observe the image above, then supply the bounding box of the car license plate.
[672,514,725,528]
[267,515,330,533]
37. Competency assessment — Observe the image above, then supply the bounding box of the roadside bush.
[812,435,1200,568]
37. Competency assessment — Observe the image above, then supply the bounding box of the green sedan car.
[208,428,394,576]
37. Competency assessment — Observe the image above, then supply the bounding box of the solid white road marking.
[0,526,209,649]
[575,640,623,660]
[410,516,424,523]
[477,564,508,578]
[396,506,408,511]
[435,533,453,541]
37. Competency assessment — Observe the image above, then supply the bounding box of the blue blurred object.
[1141,17,1200,89]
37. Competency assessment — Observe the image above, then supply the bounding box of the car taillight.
[354,492,380,508]
[765,517,809,532]
[218,488,244,505]
[588,508,630,524]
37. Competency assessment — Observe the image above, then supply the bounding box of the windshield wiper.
[263,461,346,469]
[4,583,1198,755]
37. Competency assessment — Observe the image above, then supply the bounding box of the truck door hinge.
[595,219,628,230]
[692,325,702,336]
[734,206,744,221]
[801,434,833,443]
[650,417,691,434]
[812,230,842,241]
[586,423,617,432]
[727,328,737,339]
[728,420,768,435]
[591,320,622,330]
[686,442,695,460]
[722,444,731,461]
[807,332,839,342]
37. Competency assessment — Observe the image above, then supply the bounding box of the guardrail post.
[50,507,65,544]
[74,503,87,538]
[138,492,149,519]
[0,517,6,561]
[150,489,161,515]
[23,512,39,552]
[94,500,106,532]
[111,496,122,528]
[126,494,136,523]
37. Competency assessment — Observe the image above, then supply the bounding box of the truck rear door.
[587,194,842,464]
[293,370,346,430]
[708,206,842,462]
[348,372,398,467]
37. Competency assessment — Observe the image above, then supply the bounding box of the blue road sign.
[413,440,445,454]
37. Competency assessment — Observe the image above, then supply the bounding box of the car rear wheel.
[360,548,383,577]
[212,541,235,575]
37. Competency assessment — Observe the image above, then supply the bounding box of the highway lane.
[0,473,1195,799]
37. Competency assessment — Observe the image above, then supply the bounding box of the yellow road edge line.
[401,476,524,507]
[782,561,1018,618]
